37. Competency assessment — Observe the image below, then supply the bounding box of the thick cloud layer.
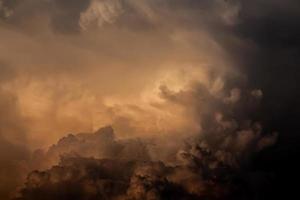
[0,0,298,199]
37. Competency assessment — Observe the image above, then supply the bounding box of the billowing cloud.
[13,77,277,199]
[15,121,275,200]
[0,0,298,199]
[30,126,150,170]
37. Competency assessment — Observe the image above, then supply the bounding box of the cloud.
[14,77,277,199]
[79,0,123,30]
[1,0,298,199]
[15,128,274,200]
[16,157,136,200]
[30,126,150,170]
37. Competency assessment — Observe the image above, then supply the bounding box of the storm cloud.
[0,0,298,199]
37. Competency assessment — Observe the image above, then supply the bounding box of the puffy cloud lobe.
[30,126,150,170]
[159,82,277,165]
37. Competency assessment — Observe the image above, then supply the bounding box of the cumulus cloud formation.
[15,122,276,200]
[0,0,298,199]
[30,126,150,170]
[14,80,277,199]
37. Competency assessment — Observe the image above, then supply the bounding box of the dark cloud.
[30,126,150,170]
[15,157,136,200]
[15,144,273,200]
[159,81,277,166]
[15,79,278,199]
[0,0,298,199]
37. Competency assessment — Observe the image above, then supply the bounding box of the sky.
[0,0,299,200]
